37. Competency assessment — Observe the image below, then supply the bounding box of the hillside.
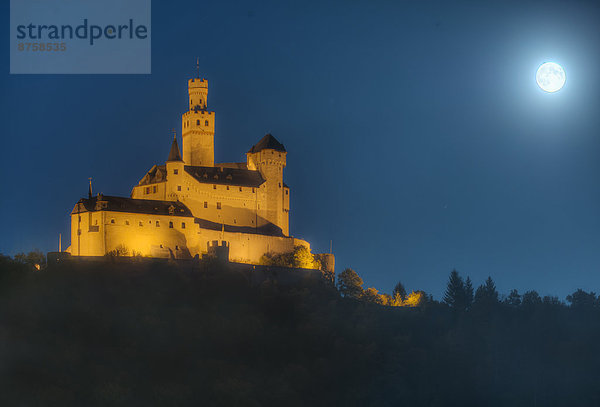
[1,256,600,406]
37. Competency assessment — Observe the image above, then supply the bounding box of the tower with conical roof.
[247,133,289,235]
[166,132,184,201]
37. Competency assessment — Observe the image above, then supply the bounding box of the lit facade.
[67,73,326,266]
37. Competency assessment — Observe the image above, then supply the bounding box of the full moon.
[536,62,566,93]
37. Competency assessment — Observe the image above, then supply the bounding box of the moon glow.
[536,62,566,93]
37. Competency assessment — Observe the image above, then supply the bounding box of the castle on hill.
[67,73,333,271]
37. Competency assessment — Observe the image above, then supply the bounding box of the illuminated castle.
[67,73,332,269]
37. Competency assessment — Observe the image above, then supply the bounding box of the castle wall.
[131,181,167,200]
[71,209,308,264]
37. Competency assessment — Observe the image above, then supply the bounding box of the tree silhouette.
[464,277,474,309]
[504,289,521,307]
[522,290,542,307]
[566,289,597,309]
[393,281,407,302]
[337,268,364,299]
[474,276,499,307]
[443,270,467,311]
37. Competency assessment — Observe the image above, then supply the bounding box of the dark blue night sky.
[2,0,600,299]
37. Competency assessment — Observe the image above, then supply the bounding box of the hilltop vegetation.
[1,253,600,406]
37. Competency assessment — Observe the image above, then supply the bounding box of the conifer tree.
[443,270,467,311]
[393,281,407,302]
[464,277,474,310]
[474,276,499,307]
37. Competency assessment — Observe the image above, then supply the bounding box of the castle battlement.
[182,110,214,117]
[188,78,208,87]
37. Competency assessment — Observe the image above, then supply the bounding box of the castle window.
[233,219,236,224]
[111,219,115,224]
[239,187,242,192]
[196,119,200,125]
[175,245,179,250]
[139,221,143,227]
[153,186,157,193]
[169,221,173,228]
[125,220,130,225]
[217,202,221,210]
[285,190,288,195]
[177,185,182,191]
[252,188,255,193]
[226,186,229,190]
[204,201,208,208]
[181,222,186,229]
[156,221,160,227]
[279,183,281,188]
[145,187,150,194]
[213,185,216,189]
[174,169,178,175]
[205,120,209,126]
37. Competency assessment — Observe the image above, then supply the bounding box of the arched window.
[196,119,200,125]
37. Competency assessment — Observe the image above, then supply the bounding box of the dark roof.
[72,195,193,217]
[138,165,166,186]
[167,136,183,162]
[194,218,284,237]
[185,166,265,187]
[248,133,286,153]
